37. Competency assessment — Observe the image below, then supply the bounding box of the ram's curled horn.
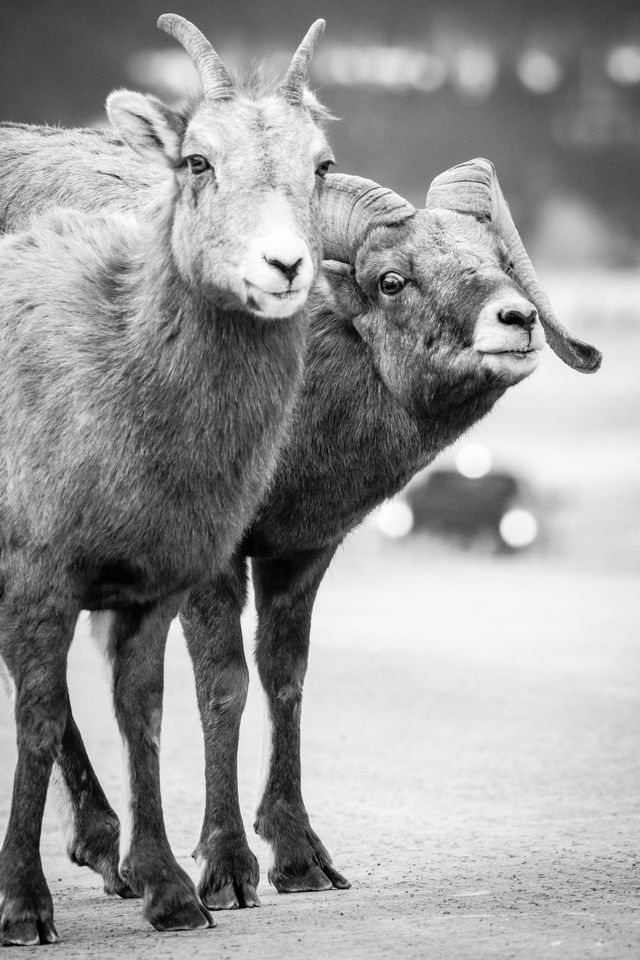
[157,14,234,101]
[426,158,602,373]
[320,173,417,263]
[279,19,326,105]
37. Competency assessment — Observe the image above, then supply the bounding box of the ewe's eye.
[315,159,335,178]
[379,271,407,296]
[186,154,211,175]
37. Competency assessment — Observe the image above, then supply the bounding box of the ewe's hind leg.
[50,678,136,899]
[180,555,260,911]
[99,600,213,932]
[0,585,78,946]
[252,547,350,894]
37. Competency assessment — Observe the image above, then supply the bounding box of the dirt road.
[0,539,638,959]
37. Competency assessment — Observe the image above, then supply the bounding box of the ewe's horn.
[157,14,234,101]
[279,19,326,105]
[426,158,602,373]
[321,173,417,263]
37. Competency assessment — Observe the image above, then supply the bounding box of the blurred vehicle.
[376,444,541,553]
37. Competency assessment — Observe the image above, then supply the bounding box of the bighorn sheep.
[192,163,602,906]
[0,115,602,908]
[0,12,336,945]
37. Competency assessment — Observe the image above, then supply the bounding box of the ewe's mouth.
[244,281,309,318]
[245,281,304,300]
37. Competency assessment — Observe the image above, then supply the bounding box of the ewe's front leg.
[50,683,136,899]
[0,584,78,946]
[252,547,350,894]
[101,600,213,932]
[180,556,260,911]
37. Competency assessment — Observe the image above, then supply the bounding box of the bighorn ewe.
[0,12,335,945]
[0,114,602,909]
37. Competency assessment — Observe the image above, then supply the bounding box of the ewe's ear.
[106,90,185,167]
[316,261,362,321]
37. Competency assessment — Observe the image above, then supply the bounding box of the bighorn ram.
[0,114,601,911]
[0,11,337,945]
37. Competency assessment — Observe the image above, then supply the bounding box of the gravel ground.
[1,538,638,959]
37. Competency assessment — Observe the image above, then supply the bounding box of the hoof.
[102,863,139,900]
[196,841,260,911]
[69,817,139,899]
[104,876,139,900]
[203,880,261,911]
[1,916,60,947]
[0,866,60,946]
[150,900,214,933]
[322,864,351,890]
[270,863,335,893]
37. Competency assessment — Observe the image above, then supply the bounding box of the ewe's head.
[106,14,334,319]
[319,162,601,409]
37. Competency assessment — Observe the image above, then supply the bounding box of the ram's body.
[0,113,601,915]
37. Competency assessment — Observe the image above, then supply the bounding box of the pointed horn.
[279,19,326,105]
[320,173,417,263]
[157,14,234,101]
[426,158,602,373]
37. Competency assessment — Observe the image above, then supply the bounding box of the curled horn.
[157,14,234,101]
[320,173,417,263]
[426,158,602,373]
[279,19,326,105]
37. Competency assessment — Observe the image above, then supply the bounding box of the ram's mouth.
[476,345,542,383]
[482,348,540,358]
[478,347,541,360]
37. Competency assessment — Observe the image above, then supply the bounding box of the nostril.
[266,256,303,284]
[498,307,538,329]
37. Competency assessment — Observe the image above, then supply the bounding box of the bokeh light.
[606,44,640,85]
[451,47,498,99]
[517,49,563,94]
[499,508,539,548]
[376,499,414,539]
[455,444,493,478]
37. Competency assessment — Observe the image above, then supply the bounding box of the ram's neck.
[249,310,506,554]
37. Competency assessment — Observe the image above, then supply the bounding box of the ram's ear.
[106,90,185,167]
[315,260,363,321]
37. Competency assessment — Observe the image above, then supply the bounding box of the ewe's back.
[0,123,151,231]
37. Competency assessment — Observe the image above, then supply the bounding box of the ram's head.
[318,159,601,411]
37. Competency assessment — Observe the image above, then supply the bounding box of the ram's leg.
[50,677,136,899]
[101,600,213,932]
[180,555,260,911]
[0,583,78,946]
[252,546,350,893]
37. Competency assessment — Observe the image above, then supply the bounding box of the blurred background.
[0,3,638,954]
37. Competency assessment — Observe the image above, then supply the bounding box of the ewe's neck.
[116,203,304,444]
[125,206,208,361]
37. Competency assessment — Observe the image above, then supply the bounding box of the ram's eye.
[186,155,211,175]
[315,159,335,178]
[379,271,406,295]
